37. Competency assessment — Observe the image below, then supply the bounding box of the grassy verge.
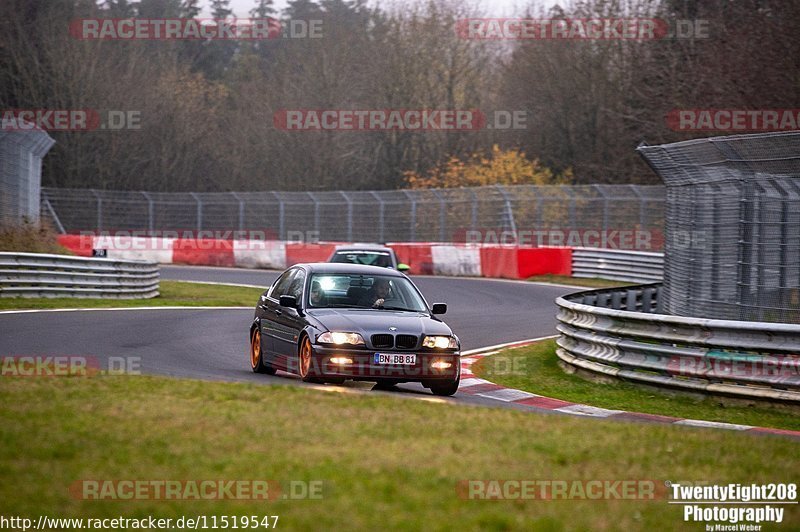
[526,274,635,288]
[0,375,798,531]
[0,281,264,310]
[474,339,800,431]
[0,221,69,254]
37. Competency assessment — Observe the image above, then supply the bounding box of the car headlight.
[422,335,458,349]
[317,331,365,346]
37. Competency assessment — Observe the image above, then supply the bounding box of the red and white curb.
[459,338,800,439]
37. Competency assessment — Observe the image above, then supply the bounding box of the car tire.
[250,327,276,375]
[429,378,459,397]
[298,335,315,382]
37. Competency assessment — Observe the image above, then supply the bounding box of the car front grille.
[395,334,418,350]
[371,334,394,349]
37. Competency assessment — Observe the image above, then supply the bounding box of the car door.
[260,269,297,369]
[272,268,307,364]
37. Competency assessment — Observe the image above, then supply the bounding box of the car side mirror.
[279,295,298,308]
[431,303,447,315]
[397,263,411,272]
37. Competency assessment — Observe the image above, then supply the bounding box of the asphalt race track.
[0,265,578,410]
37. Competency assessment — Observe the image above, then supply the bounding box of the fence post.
[230,191,245,232]
[339,191,353,242]
[90,189,103,233]
[141,191,154,233]
[190,192,202,233]
[306,192,320,239]
[494,185,517,237]
[402,190,416,242]
[369,191,385,243]
[469,188,478,234]
[40,190,66,234]
[560,185,576,230]
[592,184,609,234]
[629,184,647,231]
[431,189,446,242]
[269,192,285,240]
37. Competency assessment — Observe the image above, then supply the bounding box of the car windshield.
[307,273,427,312]
[330,250,393,268]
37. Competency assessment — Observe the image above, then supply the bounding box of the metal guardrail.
[571,248,663,283]
[0,253,159,299]
[556,284,800,403]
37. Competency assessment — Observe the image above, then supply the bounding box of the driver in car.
[309,281,328,307]
[359,278,391,308]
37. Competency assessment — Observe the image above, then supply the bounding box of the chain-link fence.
[41,184,666,249]
[638,131,800,324]
[0,128,55,226]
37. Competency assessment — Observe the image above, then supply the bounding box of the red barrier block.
[387,244,434,275]
[517,247,572,277]
[172,239,234,267]
[57,234,94,257]
[285,243,337,266]
[480,246,572,279]
[479,247,518,278]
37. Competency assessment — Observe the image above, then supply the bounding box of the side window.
[269,269,296,299]
[287,269,306,300]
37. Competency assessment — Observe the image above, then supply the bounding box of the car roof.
[301,262,405,276]
[333,244,394,253]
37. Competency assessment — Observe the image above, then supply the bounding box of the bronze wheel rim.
[250,329,261,369]
[299,337,312,378]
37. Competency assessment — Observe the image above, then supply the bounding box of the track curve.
[0,265,577,409]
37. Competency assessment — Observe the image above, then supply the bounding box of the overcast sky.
[203,0,558,18]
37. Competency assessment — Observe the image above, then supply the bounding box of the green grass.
[0,280,264,310]
[526,274,635,288]
[474,339,800,431]
[0,375,797,531]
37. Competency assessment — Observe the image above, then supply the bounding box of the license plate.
[373,353,416,365]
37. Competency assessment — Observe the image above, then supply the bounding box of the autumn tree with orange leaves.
[404,145,571,189]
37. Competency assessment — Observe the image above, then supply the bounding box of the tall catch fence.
[638,131,800,323]
[0,128,55,225]
[41,184,666,250]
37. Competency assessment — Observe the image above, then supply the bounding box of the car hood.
[307,309,452,337]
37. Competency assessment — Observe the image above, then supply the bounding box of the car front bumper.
[309,345,461,382]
